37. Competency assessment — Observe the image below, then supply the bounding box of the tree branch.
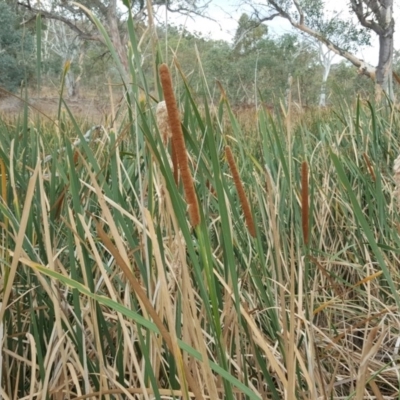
[61,3,100,26]
[163,2,211,20]
[17,1,102,41]
[295,23,376,78]
[267,0,294,23]
[256,12,281,23]
[84,0,109,16]
[292,0,304,25]
[350,0,384,34]
[259,1,376,79]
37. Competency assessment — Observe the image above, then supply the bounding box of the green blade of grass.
[330,150,400,308]
[22,259,262,400]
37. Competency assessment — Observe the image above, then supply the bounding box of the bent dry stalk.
[156,100,171,145]
[158,63,200,227]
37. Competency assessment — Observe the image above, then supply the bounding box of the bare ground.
[0,94,114,123]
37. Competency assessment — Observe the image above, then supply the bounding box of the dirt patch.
[0,96,25,113]
[0,94,116,123]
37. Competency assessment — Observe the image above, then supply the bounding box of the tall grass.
[1,7,400,400]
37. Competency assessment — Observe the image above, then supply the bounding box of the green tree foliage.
[328,61,375,104]
[230,15,320,106]
[300,0,370,52]
[8,6,377,108]
[154,24,359,107]
[17,0,210,78]
[0,1,34,92]
[233,13,268,55]
[252,0,379,91]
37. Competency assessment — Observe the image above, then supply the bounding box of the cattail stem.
[301,161,309,246]
[225,146,256,237]
[159,63,200,227]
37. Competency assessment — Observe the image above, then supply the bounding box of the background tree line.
[2,0,400,108]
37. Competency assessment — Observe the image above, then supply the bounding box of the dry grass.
[1,12,400,400]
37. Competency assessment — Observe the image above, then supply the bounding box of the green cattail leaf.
[26,261,261,400]
[330,150,400,308]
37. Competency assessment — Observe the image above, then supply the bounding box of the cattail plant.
[301,160,309,246]
[156,100,171,145]
[158,63,200,227]
[156,100,179,184]
[363,153,376,182]
[225,146,256,237]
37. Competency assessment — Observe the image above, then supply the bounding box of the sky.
[153,0,400,67]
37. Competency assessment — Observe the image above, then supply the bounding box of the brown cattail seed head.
[159,63,200,227]
[363,153,376,182]
[225,146,256,237]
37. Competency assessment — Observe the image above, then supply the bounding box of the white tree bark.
[376,26,394,99]
[262,0,395,100]
[317,42,335,107]
[350,0,395,100]
[47,20,83,97]
[284,39,307,106]
[106,0,128,72]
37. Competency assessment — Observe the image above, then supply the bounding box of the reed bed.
[1,9,400,400]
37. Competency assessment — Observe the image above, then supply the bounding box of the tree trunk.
[285,74,293,107]
[376,26,394,101]
[349,0,395,101]
[265,0,399,98]
[65,68,79,98]
[319,75,327,107]
[319,63,331,107]
[318,47,333,107]
[107,0,128,73]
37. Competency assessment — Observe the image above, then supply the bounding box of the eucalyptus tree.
[46,19,84,97]
[232,15,319,106]
[351,0,394,98]
[17,0,208,79]
[249,0,394,99]
[231,13,269,103]
[233,13,269,55]
[297,0,370,106]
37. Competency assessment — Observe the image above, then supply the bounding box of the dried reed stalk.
[206,180,216,197]
[225,146,256,237]
[156,100,178,183]
[159,63,200,227]
[52,186,67,220]
[216,80,227,101]
[363,153,376,182]
[156,100,171,145]
[96,221,204,399]
[301,160,309,246]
